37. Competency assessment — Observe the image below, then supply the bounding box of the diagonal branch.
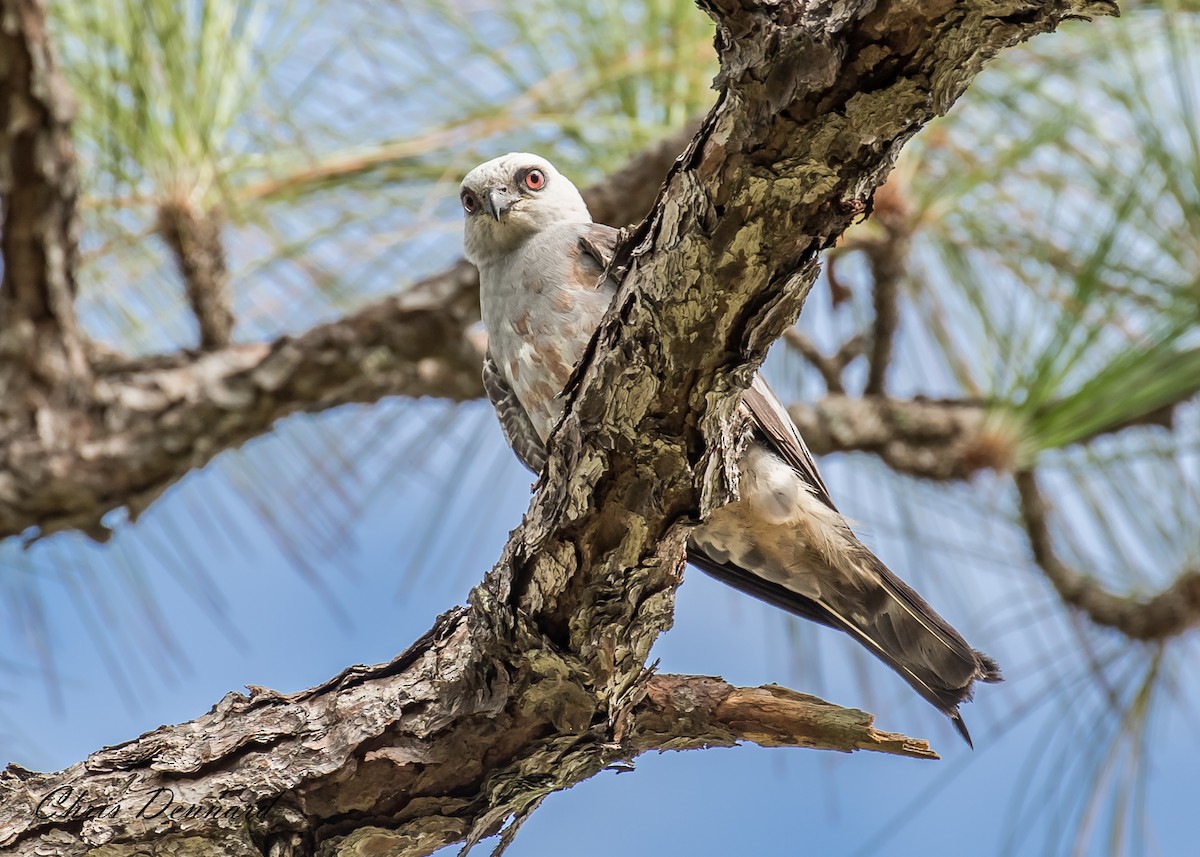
[0,2,1118,854]
[1015,470,1200,641]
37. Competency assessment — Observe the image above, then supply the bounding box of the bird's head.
[460,153,591,265]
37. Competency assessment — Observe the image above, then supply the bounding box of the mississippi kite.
[461,152,1001,745]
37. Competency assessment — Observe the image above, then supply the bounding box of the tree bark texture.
[0,0,91,516]
[0,611,934,857]
[0,0,86,374]
[0,1,1120,856]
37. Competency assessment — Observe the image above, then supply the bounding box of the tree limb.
[1015,470,1200,641]
[863,179,910,395]
[157,202,234,350]
[0,0,89,384]
[0,3,1120,853]
[637,675,937,758]
[787,394,1017,479]
[0,621,931,857]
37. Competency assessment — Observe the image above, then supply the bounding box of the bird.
[461,152,1001,746]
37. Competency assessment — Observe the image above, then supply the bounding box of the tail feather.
[951,711,974,749]
[688,546,1001,745]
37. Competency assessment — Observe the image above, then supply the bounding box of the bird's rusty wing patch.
[576,223,620,289]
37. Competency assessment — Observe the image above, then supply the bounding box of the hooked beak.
[483,187,519,221]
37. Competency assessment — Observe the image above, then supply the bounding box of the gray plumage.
[462,152,1001,745]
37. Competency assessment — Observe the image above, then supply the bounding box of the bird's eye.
[461,191,479,213]
[523,169,546,191]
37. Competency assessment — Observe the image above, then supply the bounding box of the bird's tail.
[689,545,1001,746]
[821,546,1002,747]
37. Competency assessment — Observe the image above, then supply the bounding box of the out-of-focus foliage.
[55,0,715,349]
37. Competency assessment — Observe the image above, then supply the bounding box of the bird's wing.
[741,374,837,511]
[576,222,620,289]
[483,351,547,474]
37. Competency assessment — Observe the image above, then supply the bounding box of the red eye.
[523,169,545,191]
[461,191,478,213]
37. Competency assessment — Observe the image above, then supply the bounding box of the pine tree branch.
[636,675,937,758]
[0,0,88,384]
[156,202,234,350]
[863,204,909,395]
[0,630,931,857]
[1015,470,1200,641]
[8,264,487,542]
[0,1,1118,853]
[787,394,1017,479]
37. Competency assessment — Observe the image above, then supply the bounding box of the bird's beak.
[484,187,518,221]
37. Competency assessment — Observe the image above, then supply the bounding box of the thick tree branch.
[4,263,486,541]
[1015,470,1200,641]
[0,625,930,857]
[0,0,88,384]
[0,3,1118,854]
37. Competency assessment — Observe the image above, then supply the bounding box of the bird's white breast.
[478,224,613,441]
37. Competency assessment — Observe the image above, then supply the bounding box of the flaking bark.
[0,2,1122,856]
[0,623,931,857]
